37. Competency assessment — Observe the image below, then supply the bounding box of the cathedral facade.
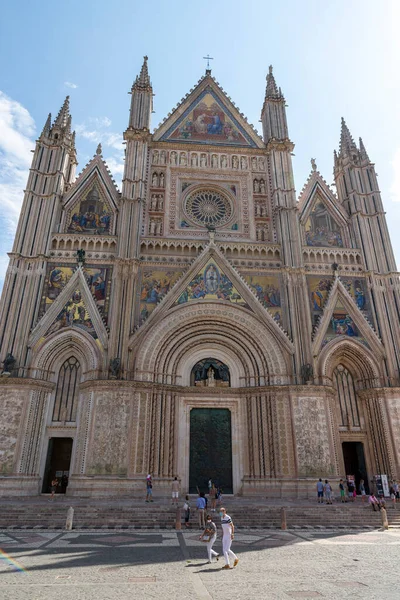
[0,58,399,497]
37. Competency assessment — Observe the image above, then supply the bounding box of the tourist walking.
[199,514,219,563]
[183,495,191,528]
[196,492,206,529]
[347,479,355,502]
[219,507,239,569]
[360,479,366,504]
[146,474,153,502]
[339,479,346,503]
[324,480,332,504]
[393,480,399,502]
[210,483,217,512]
[49,477,58,500]
[316,478,324,504]
[171,476,180,505]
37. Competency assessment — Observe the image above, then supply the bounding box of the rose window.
[184,189,233,227]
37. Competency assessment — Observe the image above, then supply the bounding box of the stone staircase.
[0,498,398,530]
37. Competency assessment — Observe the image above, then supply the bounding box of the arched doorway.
[333,364,369,493]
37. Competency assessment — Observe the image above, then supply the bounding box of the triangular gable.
[312,276,383,357]
[61,153,120,235]
[130,242,293,354]
[29,267,108,349]
[298,169,350,248]
[175,259,249,307]
[154,76,264,149]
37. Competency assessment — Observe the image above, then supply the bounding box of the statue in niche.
[76,249,86,264]
[160,150,166,165]
[253,179,260,193]
[157,195,164,210]
[232,155,239,169]
[152,150,159,164]
[212,154,218,168]
[240,156,247,169]
[260,180,266,194]
[207,366,215,386]
[110,357,121,379]
[301,363,314,384]
[191,153,198,167]
[150,195,157,211]
[170,151,177,165]
[221,155,227,168]
[200,154,207,167]
[180,153,187,166]
[252,157,257,170]
[2,353,16,375]
[152,172,158,187]
[159,172,165,187]
[258,157,265,171]
[192,358,230,387]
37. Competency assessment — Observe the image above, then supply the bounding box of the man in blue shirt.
[196,492,206,529]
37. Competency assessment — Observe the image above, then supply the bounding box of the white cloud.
[88,116,112,128]
[0,92,35,234]
[75,120,123,151]
[64,81,78,89]
[390,148,400,203]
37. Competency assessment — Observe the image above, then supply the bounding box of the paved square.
[0,528,399,599]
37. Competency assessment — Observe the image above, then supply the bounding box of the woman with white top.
[199,514,219,563]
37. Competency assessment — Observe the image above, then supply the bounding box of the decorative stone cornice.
[0,378,54,392]
[79,378,336,395]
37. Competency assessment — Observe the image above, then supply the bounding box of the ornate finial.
[96,143,102,155]
[332,262,339,276]
[54,96,70,129]
[311,158,317,172]
[265,65,280,99]
[269,65,273,74]
[133,55,152,89]
[339,117,357,158]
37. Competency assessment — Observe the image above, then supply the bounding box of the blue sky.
[1,0,400,286]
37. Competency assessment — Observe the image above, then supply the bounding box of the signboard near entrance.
[381,474,390,497]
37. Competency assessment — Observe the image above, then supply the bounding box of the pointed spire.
[359,137,370,161]
[339,117,357,157]
[40,113,52,138]
[265,65,282,99]
[132,55,152,90]
[53,96,70,129]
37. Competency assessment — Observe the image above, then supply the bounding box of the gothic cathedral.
[0,57,399,497]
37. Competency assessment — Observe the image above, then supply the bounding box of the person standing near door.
[219,507,239,569]
[49,477,58,501]
[146,474,153,503]
[171,476,180,506]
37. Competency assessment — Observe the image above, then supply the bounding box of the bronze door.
[189,408,233,494]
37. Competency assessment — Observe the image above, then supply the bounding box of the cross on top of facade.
[203,54,214,73]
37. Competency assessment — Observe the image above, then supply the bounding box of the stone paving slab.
[0,528,399,599]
